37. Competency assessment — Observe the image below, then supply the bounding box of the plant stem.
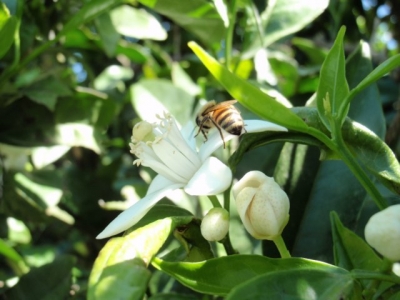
[331,120,388,210]
[207,195,222,208]
[272,235,291,258]
[224,0,237,70]
[221,233,236,255]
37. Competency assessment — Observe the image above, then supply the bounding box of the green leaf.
[229,131,324,172]
[244,0,329,57]
[139,0,225,48]
[344,54,400,114]
[346,41,385,138]
[226,268,357,300]
[130,79,194,126]
[110,5,167,40]
[152,255,349,296]
[60,0,127,35]
[316,26,349,130]
[5,255,75,300]
[0,2,11,28]
[23,76,72,111]
[330,212,382,272]
[0,238,29,274]
[0,16,17,59]
[188,42,308,132]
[94,12,120,57]
[88,216,193,300]
[342,120,400,195]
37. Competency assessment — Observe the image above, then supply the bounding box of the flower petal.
[197,120,287,161]
[96,181,184,239]
[147,174,177,194]
[244,120,287,133]
[152,139,197,180]
[184,156,232,195]
[198,129,235,162]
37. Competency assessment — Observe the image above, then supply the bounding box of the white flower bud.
[365,204,400,261]
[132,121,154,142]
[232,171,290,240]
[200,208,230,242]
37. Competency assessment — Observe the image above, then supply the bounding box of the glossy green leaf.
[346,41,385,138]
[60,0,127,35]
[110,5,167,40]
[88,216,193,300]
[244,0,329,57]
[139,0,225,48]
[130,79,194,126]
[226,268,356,300]
[316,26,349,130]
[330,212,382,272]
[0,2,10,28]
[229,131,324,172]
[94,12,120,57]
[0,238,29,274]
[342,120,400,195]
[188,42,308,132]
[5,255,75,300]
[343,54,400,117]
[23,76,72,111]
[152,255,348,296]
[6,217,32,245]
[0,16,17,59]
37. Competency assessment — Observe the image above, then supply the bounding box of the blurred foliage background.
[0,0,399,298]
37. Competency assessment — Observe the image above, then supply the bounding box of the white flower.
[201,207,230,242]
[365,204,400,261]
[97,113,287,239]
[232,171,290,240]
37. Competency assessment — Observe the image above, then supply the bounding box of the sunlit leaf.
[0,16,17,59]
[139,0,225,48]
[110,5,167,41]
[244,0,329,57]
[88,216,193,300]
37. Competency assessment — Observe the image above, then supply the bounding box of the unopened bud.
[232,171,290,240]
[365,204,400,261]
[200,207,230,242]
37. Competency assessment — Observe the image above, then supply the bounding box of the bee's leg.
[200,128,208,141]
[211,120,226,149]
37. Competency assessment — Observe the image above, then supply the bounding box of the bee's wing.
[202,100,237,115]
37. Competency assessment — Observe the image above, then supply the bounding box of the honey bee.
[195,100,246,148]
